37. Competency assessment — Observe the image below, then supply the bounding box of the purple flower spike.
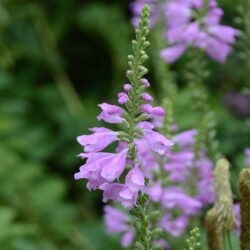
[97,103,124,124]
[77,127,118,152]
[162,0,239,63]
[118,92,129,105]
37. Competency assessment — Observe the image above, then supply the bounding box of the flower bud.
[140,78,150,87]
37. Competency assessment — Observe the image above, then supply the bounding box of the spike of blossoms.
[239,168,250,250]
[161,0,239,63]
[75,5,174,249]
[104,128,214,248]
[205,208,223,250]
[213,158,234,230]
[131,0,239,62]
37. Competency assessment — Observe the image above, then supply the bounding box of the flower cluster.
[161,0,239,63]
[104,128,214,247]
[75,84,174,208]
[131,0,239,63]
[74,6,173,209]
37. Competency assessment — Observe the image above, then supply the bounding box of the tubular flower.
[77,127,118,152]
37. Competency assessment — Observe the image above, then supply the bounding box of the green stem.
[226,231,233,250]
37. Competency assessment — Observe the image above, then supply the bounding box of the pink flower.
[118,92,129,104]
[143,129,174,155]
[74,152,110,190]
[125,166,145,192]
[74,149,128,187]
[77,127,118,152]
[141,78,150,87]
[97,103,124,124]
[102,167,145,208]
[141,104,165,117]
[123,83,132,92]
[100,149,128,181]
[103,183,138,208]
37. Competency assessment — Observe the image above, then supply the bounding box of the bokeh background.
[0,0,249,249]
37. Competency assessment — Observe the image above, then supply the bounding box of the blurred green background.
[0,0,249,249]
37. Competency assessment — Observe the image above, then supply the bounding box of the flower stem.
[126,6,163,249]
